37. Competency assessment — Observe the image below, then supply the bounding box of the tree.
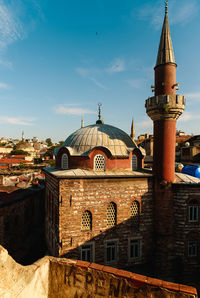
[10,149,30,156]
[45,138,53,147]
[59,140,64,146]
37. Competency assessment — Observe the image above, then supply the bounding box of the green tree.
[10,149,30,156]
[59,140,64,146]
[46,138,53,147]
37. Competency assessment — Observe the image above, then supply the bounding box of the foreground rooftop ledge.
[49,257,197,296]
[43,167,152,178]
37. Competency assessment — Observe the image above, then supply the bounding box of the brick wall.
[45,174,154,270]
[173,184,200,286]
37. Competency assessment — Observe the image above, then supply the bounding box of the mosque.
[43,2,200,286]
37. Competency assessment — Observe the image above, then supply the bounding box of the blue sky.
[0,0,200,142]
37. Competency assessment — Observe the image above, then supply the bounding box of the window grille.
[130,200,140,228]
[61,153,68,170]
[132,155,138,170]
[107,202,116,227]
[81,244,93,262]
[188,240,198,257]
[130,239,141,258]
[94,154,105,171]
[188,199,198,222]
[81,210,92,231]
[106,241,117,263]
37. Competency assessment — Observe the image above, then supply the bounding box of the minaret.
[145,1,185,279]
[130,119,135,141]
[145,1,185,183]
[22,131,25,142]
[81,117,84,128]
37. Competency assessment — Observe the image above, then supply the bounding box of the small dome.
[16,142,34,152]
[62,123,137,156]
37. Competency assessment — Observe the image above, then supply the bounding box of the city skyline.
[0,0,199,141]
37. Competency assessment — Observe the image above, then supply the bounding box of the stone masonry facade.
[45,172,154,270]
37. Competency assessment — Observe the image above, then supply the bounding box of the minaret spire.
[81,117,84,128]
[165,0,168,14]
[155,0,175,68]
[22,131,25,142]
[131,119,135,141]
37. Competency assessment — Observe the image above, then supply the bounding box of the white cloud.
[0,1,24,50]
[106,59,125,73]
[0,82,10,89]
[0,116,35,125]
[185,92,200,100]
[89,77,106,89]
[136,119,152,128]
[178,112,200,122]
[76,67,106,89]
[0,59,12,69]
[76,67,89,78]
[127,79,143,89]
[170,1,198,25]
[138,0,198,29]
[55,105,96,116]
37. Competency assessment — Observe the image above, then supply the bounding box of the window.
[188,240,198,257]
[188,199,198,222]
[106,241,117,263]
[130,239,141,259]
[94,154,105,171]
[107,202,117,228]
[81,210,92,231]
[132,155,138,170]
[61,153,68,170]
[130,200,140,228]
[81,243,93,262]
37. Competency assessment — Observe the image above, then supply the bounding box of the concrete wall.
[0,246,197,297]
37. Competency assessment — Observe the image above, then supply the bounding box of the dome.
[62,123,137,156]
[16,142,35,152]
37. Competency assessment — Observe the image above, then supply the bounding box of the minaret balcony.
[145,94,185,121]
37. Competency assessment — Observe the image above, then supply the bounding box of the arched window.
[130,200,140,228]
[94,154,105,171]
[188,199,199,222]
[81,210,92,231]
[61,153,68,170]
[107,202,117,227]
[132,155,138,170]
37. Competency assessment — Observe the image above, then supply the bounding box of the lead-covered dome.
[62,123,137,156]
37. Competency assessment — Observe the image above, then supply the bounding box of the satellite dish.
[185,142,190,147]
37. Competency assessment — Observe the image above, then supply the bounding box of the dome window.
[61,153,68,170]
[94,154,105,171]
[132,155,138,170]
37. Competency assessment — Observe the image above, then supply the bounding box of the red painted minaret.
[146,1,185,183]
[145,1,185,279]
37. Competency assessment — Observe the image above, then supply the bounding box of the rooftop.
[44,167,200,184]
